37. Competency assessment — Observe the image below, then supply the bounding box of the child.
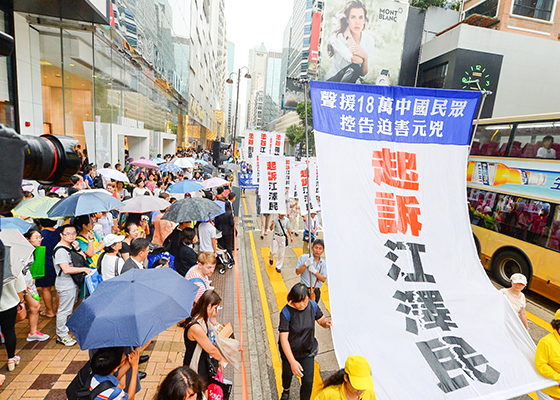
[90,347,140,400]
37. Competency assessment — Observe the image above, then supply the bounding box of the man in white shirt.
[536,135,556,159]
[198,221,217,255]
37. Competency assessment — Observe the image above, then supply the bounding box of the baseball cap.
[345,356,374,391]
[103,234,125,247]
[510,273,527,286]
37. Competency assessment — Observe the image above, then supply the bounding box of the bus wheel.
[473,234,481,258]
[491,250,530,287]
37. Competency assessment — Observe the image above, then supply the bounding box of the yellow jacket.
[535,331,560,398]
[314,384,377,400]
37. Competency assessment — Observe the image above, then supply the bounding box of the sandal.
[7,355,20,372]
[0,374,5,387]
[39,311,56,318]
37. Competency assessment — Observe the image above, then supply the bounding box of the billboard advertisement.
[308,12,322,75]
[319,0,409,85]
[282,77,305,110]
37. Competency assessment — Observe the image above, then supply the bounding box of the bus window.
[470,124,512,157]
[512,122,560,159]
[546,208,560,251]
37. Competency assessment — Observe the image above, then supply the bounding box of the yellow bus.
[467,113,560,301]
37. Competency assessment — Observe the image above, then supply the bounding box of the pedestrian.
[197,220,217,255]
[269,213,293,273]
[176,228,199,277]
[302,212,320,254]
[295,239,327,303]
[183,290,226,385]
[279,283,332,400]
[75,214,104,270]
[22,229,50,342]
[37,218,59,318]
[314,355,377,400]
[500,273,529,331]
[0,273,26,371]
[89,346,141,400]
[53,224,92,346]
[227,192,237,216]
[215,201,235,256]
[121,222,140,261]
[121,238,150,273]
[98,234,126,281]
[164,222,192,259]
[153,366,206,400]
[536,309,560,400]
[185,252,216,302]
[133,179,149,197]
[287,197,301,237]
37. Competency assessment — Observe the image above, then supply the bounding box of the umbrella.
[0,217,32,234]
[97,168,130,183]
[195,159,209,166]
[67,268,199,349]
[167,180,204,194]
[162,197,222,223]
[151,157,165,164]
[202,177,229,189]
[48,191,124,218]
[12,197,61,219]
[198,165,215,174]
[0,229,35,279]
[120,196,171,213]
[159,163,184,174]
[223,163,240,171]
[130,159,159,169]
[172,158,195,169]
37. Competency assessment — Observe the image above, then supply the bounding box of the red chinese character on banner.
[268,171,278,181]
[248,138,254,145]
[300,169,308,186]
[267,161,277,170]
[372,148,419,190]
[275,139,281,146]
[375,193,422,236]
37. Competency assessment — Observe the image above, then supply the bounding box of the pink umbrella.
[130,159,159,169]
[202,177,229,189]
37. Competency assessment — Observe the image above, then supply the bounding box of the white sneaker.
[56,335,77,347]
[27,331,50,342]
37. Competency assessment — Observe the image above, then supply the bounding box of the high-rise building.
[225,41,235,139]
[263,51,283,129]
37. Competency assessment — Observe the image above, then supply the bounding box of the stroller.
[217,249,234,274]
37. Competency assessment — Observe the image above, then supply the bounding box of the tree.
[290,101,315,155]
[286,124,305,146]
[410,0,445,10]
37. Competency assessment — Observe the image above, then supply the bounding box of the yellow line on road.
[292,248,331,314]
[527,311,552,333]
[242,196,283,394]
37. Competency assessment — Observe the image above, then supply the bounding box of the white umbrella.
[120,196,171,213]
[202,177,229,189]
[172,157,195,169]
[97,168,130,183]
[0,229,35,281]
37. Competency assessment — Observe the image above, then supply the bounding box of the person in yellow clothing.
[536,309,560,400]
[315,355,376,400]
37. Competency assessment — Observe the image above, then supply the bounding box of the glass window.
[420,63,448,89]
[0,10,16,129]
[465,0,499,18]
[467,188,556,249]
[512,0,554,21]
[511,121,560,159]
[470,124,513,156]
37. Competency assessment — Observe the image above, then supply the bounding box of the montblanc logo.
[379,7,404,22]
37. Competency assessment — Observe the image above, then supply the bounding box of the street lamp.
[227,67,251,159]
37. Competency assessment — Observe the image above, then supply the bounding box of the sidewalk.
[0,262,244,399]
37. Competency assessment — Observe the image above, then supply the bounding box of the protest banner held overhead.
[310,80,555,399]
[258,155,287,214]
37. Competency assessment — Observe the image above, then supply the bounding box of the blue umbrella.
[167,180,204,194]
[151,157,165,164]
[159,163,184,173]
[0,217,32,234]
[48,191,124,218]
[67,268,198,349]
[195,159,209,166]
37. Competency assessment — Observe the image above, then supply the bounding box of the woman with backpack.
[278,283,332,400]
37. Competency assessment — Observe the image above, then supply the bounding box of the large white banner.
[310,81,555,399]
[293,161,320,214]
[258,155,287,214]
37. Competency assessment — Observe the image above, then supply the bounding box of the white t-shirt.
[500,288,526,314]
[100,254,125,281]
[53,245,78,291]
[536,147,556,159]
[198,222,216,252]
[324,31,376,81]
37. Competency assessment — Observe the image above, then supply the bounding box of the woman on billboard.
[325,0,375,83]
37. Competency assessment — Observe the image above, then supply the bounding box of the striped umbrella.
[159,163,183,173]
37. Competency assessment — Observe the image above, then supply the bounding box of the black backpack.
[66,360,116,400]
[54,246,89,287]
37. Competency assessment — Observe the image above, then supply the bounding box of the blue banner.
[238,172,257,189]
[310,81,481,146]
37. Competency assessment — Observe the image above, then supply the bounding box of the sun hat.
[510,273,527,286]
[345,356,374,391]
[103,234,125,247]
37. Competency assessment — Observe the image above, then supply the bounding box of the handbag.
[29,246,46,280]
[15,303,27,323]
[208,369,232,400]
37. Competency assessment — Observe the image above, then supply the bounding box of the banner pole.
[303,79,312,256]
[469,90,492,148]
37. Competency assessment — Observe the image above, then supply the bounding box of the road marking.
[262,247,324,399]
[242,196,283,394]
[292,248,331,314]
[527,312,552,333]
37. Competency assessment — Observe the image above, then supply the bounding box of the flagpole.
[469,90,492,148]
[301,78,312,256]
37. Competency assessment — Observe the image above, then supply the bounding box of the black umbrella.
[161,197,222,223]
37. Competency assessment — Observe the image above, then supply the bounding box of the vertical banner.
[258,155,287,214]
[268,131,285,156]
[294,161,320,214]
[285,157,292,189]
[310,81,555,399]
[308,12,322,75]
[319,0,409,85]
[244,130,255,162]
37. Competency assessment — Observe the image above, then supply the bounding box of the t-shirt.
[90,374,127,400]
[185,268,211,303]
[0,274,26,312]
[500,288,526,314]
[100,254,125,281]
[272,216,291,236]
[198,222,216,253]
[537,147,556,159]
[315,384,377,400]
[297,254,327,289]
[53,245,77,291]
[84,174,94,188]
[278,301,323,359]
